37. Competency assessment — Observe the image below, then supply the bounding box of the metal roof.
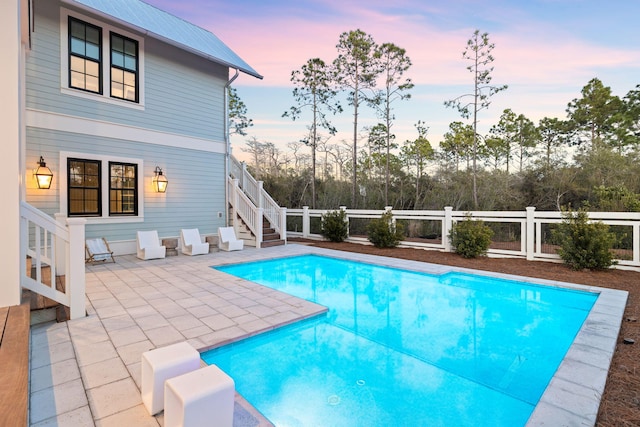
[63,0,262,79]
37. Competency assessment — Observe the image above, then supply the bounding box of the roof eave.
[62,0,263,80]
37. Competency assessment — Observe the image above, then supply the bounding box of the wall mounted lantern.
[152,166,168,193]
[34,156,53,189]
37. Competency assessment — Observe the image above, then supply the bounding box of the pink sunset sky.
[143,0,640,158]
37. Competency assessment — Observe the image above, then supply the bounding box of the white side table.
[141,342,200,415]
[164,364,235,427]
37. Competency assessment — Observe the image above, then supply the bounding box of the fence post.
[340,206,348,239]
[526,207,535,260]
[443,207,453,252]
[54,213,66,275]
[255,207,263,248]
[280,207,287,243]
[257,181,264,208]
[302,206,310,238]
[66,217,86,320]
[231,179,240,228]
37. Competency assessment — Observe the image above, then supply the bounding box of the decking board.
[0,303,30,427]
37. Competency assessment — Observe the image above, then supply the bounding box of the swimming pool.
[203,254,598,426]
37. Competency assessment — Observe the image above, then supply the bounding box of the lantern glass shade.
[153,166,168,193]
[35,156,53,189]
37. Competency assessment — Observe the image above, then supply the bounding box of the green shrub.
[552,209,617,270]
[367,211,405,248]
[449,215,493,258]
[320,209,349,242]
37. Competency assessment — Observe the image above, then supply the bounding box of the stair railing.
[20,202,86,319]
[229,156,286,241]
[228,177,263,247]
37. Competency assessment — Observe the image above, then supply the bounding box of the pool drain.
[327,395,341,405]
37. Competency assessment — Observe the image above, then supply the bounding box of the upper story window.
[110,33,138,102]
[61,8,145,108]
[69,18,102,94]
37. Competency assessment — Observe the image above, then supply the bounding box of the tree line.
[230,29,640,213]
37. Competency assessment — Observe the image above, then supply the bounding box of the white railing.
[229,156,287,239]
[228,177,263,247]
[287,206,640,270]
[20,202,86,319]
[231,156,259,205]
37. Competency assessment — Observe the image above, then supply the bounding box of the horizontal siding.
[25,127,227,243]
[27,0,227,141]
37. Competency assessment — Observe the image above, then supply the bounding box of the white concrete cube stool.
[164,364,235,427]
[141,342,201,415]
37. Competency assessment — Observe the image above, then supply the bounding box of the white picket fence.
[287,206,640,270]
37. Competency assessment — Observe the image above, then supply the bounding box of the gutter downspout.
[224,68,239,227]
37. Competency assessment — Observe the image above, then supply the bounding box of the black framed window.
[68,158,101,216]
[109,162,138,216]
[110,33,138,102]
[68,17,102,94]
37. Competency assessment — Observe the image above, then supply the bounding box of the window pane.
[111,82,124,99]
[70,71,85,89]
[84,190,99,213]
[85,75,100,93]
[86,60,99,77]
[111,67,123,83]
[124,86,136,101]
[70,20,84,39]
[124,55,136,71]
[123,70,135,86]
[85,161,99,176]
[112,51,124,68]
[124,39,136,56]
[111,35,123,53]
[85,26,100,45]
[70,38,85,55]
[86,42,100,60]
[70,56,84,73]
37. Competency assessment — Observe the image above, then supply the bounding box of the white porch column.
[67,218,86,319]
[0,0,22,307]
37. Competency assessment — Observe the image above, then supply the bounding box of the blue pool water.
[203,254,598,427]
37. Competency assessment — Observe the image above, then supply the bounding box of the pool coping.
[227,245,628,427]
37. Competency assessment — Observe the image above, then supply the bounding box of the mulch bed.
[293,239,640,426]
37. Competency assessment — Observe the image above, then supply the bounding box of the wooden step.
[263,232,281,241]
[0,301,30,427]
[261,239,286,248]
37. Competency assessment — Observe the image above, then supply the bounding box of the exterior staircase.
[261,218,285,247]
[228,156,286,248]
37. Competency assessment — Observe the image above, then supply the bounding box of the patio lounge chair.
[136,231,166,260]
[217,227,244,252]
[180,228,209,256]
[85,237,115,263]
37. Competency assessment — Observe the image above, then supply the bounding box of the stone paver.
[28,244,626,427]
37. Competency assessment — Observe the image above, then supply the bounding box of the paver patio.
[27,244,626,426]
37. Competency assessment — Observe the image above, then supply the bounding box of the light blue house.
[1,0,284,312]
[24,0,262,255]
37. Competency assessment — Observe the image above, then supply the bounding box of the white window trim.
[60,7,146,110]
[60,151,144,224]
